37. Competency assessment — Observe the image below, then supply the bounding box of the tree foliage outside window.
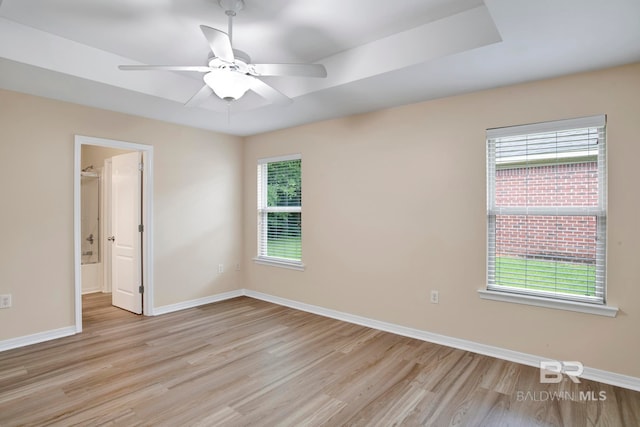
[258,157,302,262]
[267,159,301,207]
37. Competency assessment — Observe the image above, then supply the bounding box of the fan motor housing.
[208,49,251,69]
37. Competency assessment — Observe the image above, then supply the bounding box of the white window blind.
[257,155,302,263]
[487,115,606,304]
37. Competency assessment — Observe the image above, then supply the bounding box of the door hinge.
[139,285,144,294]
[138,162,144,171]
[138,224,144,232]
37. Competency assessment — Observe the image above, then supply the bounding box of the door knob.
[107,236,115,242]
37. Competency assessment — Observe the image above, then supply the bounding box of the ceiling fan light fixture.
[204,70,250,102]
[119,0,325,108]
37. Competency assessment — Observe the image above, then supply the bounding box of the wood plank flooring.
[1,293,639,426]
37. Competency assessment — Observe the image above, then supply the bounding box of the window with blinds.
[257,155,302,265]
[487,115,606,304]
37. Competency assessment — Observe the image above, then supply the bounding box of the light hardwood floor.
[0,293,638,426]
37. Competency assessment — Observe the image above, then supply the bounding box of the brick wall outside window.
[495,162,598,263]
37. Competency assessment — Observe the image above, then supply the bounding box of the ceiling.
[0,0,638,136]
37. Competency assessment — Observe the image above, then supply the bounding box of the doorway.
[74,135,154,333]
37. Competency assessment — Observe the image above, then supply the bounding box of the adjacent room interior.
[1,0,639,425]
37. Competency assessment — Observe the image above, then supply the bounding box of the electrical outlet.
[430,290,439,304]
[218,264,224,274]
[0,294,12,309]
[235,263,240,271]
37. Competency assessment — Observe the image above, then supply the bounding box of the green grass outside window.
[267,236,302,261]
[495,256,596,297]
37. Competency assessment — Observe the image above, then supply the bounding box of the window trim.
[255,154,304,270]
[478,289,618,317]
[253,256,305,271]
[484,115,615,313]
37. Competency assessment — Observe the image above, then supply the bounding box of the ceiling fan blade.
[185,84,213,107]
[249,63,327,78]
[119,65,211,72]
[246,76,292,106]
[200,25,234,63]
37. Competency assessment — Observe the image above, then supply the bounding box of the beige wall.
[0,89,243,340]
[243,63,640,378]
[2,62,639,379]
[81,145,131,171]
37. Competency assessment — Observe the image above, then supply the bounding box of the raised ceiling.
[0,0,639,136]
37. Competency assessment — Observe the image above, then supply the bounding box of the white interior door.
[110,152,142,314]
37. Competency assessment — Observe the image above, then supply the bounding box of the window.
[255,155,303,269]
[486,115,607,306]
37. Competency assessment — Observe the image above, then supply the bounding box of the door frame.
[102,158,113,294]
[74,135,154,332]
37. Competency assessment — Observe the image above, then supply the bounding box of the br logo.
[540,361,583,383]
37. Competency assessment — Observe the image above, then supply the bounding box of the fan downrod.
[217,0,244,43]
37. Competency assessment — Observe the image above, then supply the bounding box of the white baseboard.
[2,289,638,392]
[243,290,640,392]
[0,326,76,352]
[581,367,640,392]
[0,290,244,352]
[152,289,244,316]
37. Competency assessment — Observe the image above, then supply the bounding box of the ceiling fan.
[118,0,327,108]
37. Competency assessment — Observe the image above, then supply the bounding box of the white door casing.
[111,152,143,314]
[102,159,113,293]
[75,135,154,332]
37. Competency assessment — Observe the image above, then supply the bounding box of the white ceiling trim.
[0,0,638,136]
[0,17,201,104]
[0,5,500,110]
[283,5,501,98]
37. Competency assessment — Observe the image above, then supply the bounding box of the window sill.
[253,257,305,271]
[477,289,618,317]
